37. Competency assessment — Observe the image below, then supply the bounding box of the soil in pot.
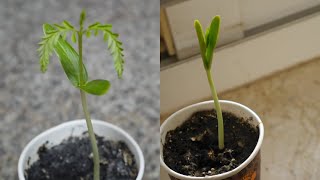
[25,132,138,180]
[163,110,259,177]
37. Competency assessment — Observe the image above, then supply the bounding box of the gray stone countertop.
[0,0,159,179]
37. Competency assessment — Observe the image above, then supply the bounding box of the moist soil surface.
[25,133,138,180]
[163,110,259,177]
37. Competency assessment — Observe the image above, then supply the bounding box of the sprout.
[194,16,224,149]
[38,10,124,180]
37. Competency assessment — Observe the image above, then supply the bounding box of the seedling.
[194,16,224,149]
[37,10,124,180]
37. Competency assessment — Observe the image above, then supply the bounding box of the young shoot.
[194,16,224,150]
[37,10,124,180]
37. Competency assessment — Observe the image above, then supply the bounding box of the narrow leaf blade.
[71,31,77,43]
[63,20,74,29]
[94,29,99,36]
[53,24,65,30]
[194,20,208,69]
[88,22,100,28]
[86,30,91,38]
[80,10,86,27]
[206,16,220,68]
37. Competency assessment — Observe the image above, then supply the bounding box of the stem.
[80,90,100,180]
[206,69,224,149]
[78,30,84,85]
[78,29,100,180]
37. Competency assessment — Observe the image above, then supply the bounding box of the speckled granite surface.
[0,0,159,179]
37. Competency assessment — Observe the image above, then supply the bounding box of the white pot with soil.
[160,100,264,180]
[18,119,145,180]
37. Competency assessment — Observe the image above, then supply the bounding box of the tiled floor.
[161,58,320,179]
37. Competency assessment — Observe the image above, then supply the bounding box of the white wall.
[161,12,320,115]
[165,0,243,59]
[163,0,320,59]
[240,0,320,29]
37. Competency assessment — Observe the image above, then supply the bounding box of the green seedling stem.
[194,16,224,149]
[78,19,100,180]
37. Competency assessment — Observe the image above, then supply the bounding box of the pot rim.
[18,119,145,180]
[160,100,264,180]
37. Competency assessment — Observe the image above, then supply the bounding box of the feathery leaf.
[42,24,88,86]
[88,23,124,78]
[38,21,77,73]
[38,28,61,72]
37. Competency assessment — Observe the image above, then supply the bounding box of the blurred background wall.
[160,0,320,115]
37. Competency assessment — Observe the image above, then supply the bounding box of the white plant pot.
[160,100,264,180]
[18,119,145,180]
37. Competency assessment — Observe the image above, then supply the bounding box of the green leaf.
[53,23,66,30]
[94,29,99,36]
[38,28,61,73]
[97,24,112,30]
[80,79,110,96]
[71,31,77,43]
[205,16,220,69]
[103,33,108,41]
[205,27,210,44]
[87,24,124,78]
[80,10,86,27]
[88,22,100,28]
[104,31,124,78]
[63,20,74,30]
[86,30,91,38]
[43,24,88,86]
[62,32,67,40]
[194,20,208,70]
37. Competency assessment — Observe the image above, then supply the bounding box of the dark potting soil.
[25,133,138,180]
[163,110,259,177]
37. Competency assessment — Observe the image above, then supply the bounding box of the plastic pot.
[160,100,264,180]
[18,119,145,180]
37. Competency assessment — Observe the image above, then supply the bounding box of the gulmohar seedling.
[162,16,261,178]
[194,16,224,149]
[38,10,124,180]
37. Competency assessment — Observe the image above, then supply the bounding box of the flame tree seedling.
[194,16,224,150]
[37,10,124,180]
